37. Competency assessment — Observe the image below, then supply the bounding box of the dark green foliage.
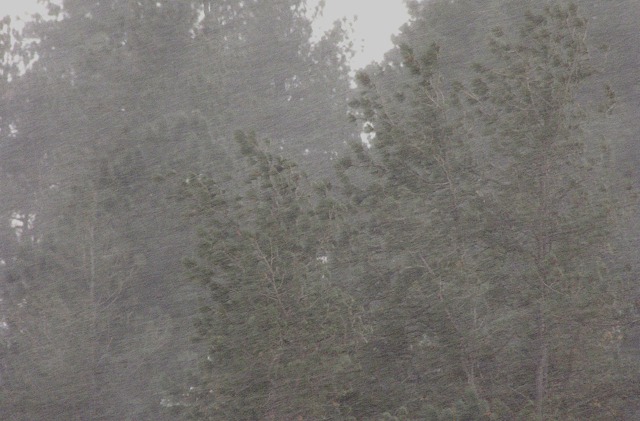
[1,0,639,420]
[341,1,638,419]
[341,19,500,418]
[182,133,366,420]
[467,5,632,418]
[0,1,358,418]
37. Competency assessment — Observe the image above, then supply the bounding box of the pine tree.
[182,132,366,420]
[341,1,636,419]
[343,36,499,415]
[468,3,632,418]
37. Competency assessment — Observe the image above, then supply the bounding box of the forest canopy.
[1,1,640,420]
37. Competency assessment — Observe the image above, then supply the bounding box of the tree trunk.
[535,301,548,420]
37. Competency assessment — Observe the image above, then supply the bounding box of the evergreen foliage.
[0,0,639,419]
[182,132,366,420]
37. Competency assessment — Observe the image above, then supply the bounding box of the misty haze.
[1,0,640,420]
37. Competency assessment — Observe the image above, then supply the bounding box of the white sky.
[1,0,409,69]
[311,0,409,69]
[0,0,49,31]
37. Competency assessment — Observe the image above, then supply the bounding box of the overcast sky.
[0,0,48,28]
[2,0,410,70]
[310,0,409,69]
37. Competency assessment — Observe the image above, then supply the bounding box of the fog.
[0,1,639,420]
